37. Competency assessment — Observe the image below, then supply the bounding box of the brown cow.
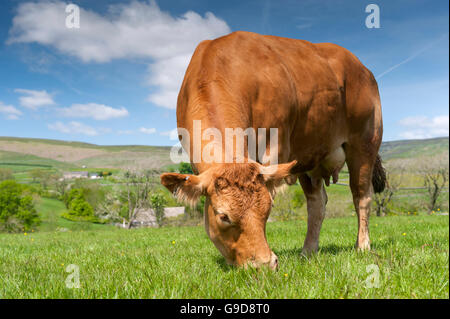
[161,31,385,269]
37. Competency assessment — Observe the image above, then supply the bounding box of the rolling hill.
[0,136,172,171]
[0,136,448,172]
[379,137,449,160]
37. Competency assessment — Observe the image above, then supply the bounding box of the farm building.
[128,207,185,228]
[63,171,89,179]
[89,173,101,179]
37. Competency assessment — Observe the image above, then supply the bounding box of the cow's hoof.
[301,246,318,257]
[355,241,371,251]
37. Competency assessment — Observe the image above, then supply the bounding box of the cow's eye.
[217,212,232,225]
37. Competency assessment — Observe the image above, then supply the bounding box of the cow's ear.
[259,160,298,190]
[160,172,208,206]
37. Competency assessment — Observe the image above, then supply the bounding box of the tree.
[61,187,98,222]
[122,170,159,228]
[53,174,68,197]
[292,188,306,209]
[30,169,52,189]
[178,162,193,174]
[420,155,449,213]
[0,168,14,181]
[373,167,404,216]
[270,186,298,221]
[30,168,44,183]
[69,197,94,217]
[150,192,167,227]
[95,191,122,222]
[63,188,85,208]
[0,180,40,233]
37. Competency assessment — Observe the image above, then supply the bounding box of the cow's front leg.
[299,174,327,255]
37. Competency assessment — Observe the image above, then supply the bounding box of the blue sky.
[0,0,448,146]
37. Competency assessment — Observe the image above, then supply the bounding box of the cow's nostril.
[269,252,279,270]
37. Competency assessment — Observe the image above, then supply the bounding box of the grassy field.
[36,198,116,232]
[0,214,447,299]
[379,137,449,160]
[0,137,173,170]
[1,136,448,172]
[0,136,448,299]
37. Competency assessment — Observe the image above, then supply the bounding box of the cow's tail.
[372,154,386,193]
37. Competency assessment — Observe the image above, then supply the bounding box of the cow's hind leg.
[299,174,328,255]
[344,144,377,251]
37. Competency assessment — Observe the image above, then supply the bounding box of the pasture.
[0,136,448,299]
[0,213,448,299]
[0,137,173,171]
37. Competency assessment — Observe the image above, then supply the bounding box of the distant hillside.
[0,136,448,171]
[379,137,448,160]
[0,150,77,172]
[0,136,172,171]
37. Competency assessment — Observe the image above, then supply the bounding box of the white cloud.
[48,121,99,136]
[146,54,193,109]
[160,128,178,140]
[8,1,231,109]
[399,115,449,139]
[58,103,129,120]
[118,127,159,135]
[14,89,55,110]
[139,127,156,134]
[118,130,134,135]
[0,101,22,120]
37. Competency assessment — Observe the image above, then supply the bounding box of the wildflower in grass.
[437,208,440,211]
[24,232,27,236]
[172,240,176,245]
[61,263,64,266]
[402,233,406,236]
[284,273,288,278]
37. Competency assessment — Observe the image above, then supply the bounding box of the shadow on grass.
[212,239,396,270]
[273,244,353,258]
[214,255,234,272]
[274,239,395,258]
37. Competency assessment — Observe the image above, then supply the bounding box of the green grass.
[0,214,447,299]
[3,135,448,172]
[380,137,448,160]
[36,197,115,232]
[0,135,448,298]
[0,150,76,172]
[0,136,171,153]
[0,136,173,170]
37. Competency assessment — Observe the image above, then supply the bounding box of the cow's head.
[160,160,297,269]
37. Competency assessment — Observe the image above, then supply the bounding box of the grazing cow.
[161,31,385,269]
